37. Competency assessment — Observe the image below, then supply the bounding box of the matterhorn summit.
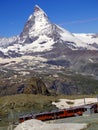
[19,5,54,44]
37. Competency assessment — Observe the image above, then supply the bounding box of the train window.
[19,117,24,121]
[50,113,54,116]
[36,115,42,117]
[55,111,63,115]
[67,110,72,113]
[25,117,29,120]
[74,109,77,113]
[59,111,64,114]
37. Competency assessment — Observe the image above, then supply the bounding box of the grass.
[0,94,59,127]
[0,94,58,123]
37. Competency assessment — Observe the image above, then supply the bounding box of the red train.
[19,102,98,123]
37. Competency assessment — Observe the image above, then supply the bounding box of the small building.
[83,104,95,116]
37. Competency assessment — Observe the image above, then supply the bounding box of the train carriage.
[19,102,98,123]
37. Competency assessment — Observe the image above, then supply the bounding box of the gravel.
[14,119,87,130]
[49,113,98,130]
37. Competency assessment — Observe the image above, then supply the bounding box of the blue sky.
[0,0,98,37]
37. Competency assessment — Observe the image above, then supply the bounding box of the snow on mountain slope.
[0,36,18,47]
[56,25,95,49]
[0,55,47,64]
[74,33,98,44]
[20,35,55,52]
[0,35,54,54]
[0,43,19,54]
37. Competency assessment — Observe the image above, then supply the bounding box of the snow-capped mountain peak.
[29,5,51,37]
[0,5,98,59]
[19,5,53,44]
